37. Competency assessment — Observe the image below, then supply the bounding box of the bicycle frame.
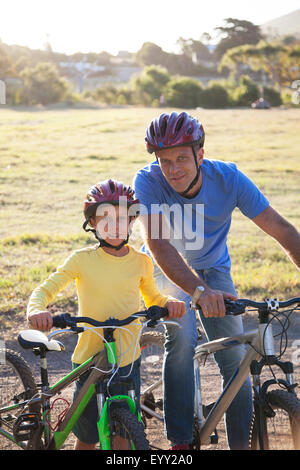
[194,330,260,445]
[140,318,296,447]
[0,331,140,450]
[0,349,107,449]
[49,349,108,450]
[140,330,259,432]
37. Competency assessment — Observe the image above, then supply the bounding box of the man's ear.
[197,147,204,165]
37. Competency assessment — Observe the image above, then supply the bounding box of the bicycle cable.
[246,306,300,389]
[86,318,152,397]
[105,318,161,396]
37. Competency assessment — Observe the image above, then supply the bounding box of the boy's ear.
[89,217,96,228]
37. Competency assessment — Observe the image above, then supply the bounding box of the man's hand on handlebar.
[197,288,237,318]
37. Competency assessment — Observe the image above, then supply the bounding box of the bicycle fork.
[251,310,296,450]
[95,328,140,450]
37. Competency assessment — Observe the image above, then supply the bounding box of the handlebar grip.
[195,300,246,317]
[160,307,169,317]
[145,306,169,327]
[52,313,71,328]
[147,305,169,320]
[224,300,246,316]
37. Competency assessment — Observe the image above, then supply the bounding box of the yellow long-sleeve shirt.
[27,244,170,367]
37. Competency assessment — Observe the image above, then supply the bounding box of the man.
[133,111,300,450]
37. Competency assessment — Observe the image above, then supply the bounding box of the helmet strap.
[178,145,201,197]
[82,219,130,251]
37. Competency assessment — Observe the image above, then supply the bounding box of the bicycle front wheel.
[140,333,164,417]
[0,349,41,450]
[139,331,165,450]
[250,389,300,450]
[107,407,150,450]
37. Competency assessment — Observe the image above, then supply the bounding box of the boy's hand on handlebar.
[165,299,186,319]
[198,289,237,318]
[28,311,53,331]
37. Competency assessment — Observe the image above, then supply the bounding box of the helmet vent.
[161,118,168,137]
[109,180,116,193]
[175,115,185,133]
[150,122,155,138]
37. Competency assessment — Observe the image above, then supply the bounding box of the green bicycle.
[0,305,172,450]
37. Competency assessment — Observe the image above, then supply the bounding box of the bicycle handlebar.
[223,297,300,316]
[52,297,300,331]
[52,305,169,330]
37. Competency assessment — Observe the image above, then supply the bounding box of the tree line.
[0,18,299,106]
[85,65,283,108]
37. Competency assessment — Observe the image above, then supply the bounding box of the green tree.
[214,18,263,60]
[164,77,203,108]
[0,44,16,77]
[136,42,166,67]
[200,83,229,108]
[176,37,211,61]
[93,84,118,104]
[263,86,282,106]
[233,75,260,106]
[130,65,170,105]
[219,41,300,90]
[218,44,254,81]
[20,62,71,105]
[136,42,203,76]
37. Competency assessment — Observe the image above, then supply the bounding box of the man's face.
[156,146,204,195]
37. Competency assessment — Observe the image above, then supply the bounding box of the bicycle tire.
[108,406,150,450]
[249,389,300,450]
[139,331,165,449]
[140,332,165,417]
[0,349,41,450]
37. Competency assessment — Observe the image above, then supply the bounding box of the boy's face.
[90,204,131,246]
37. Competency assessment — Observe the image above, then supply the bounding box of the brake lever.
[145,318,181,329]
[146,319,159,328]
[157,320,181,328]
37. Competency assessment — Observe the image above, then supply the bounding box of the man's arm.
[147,236,203,297]
[253,206,300,269]
[139,214,237,317]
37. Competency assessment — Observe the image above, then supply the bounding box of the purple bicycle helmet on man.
[145,112,205,196]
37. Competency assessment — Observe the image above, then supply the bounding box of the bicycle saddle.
[18,330,65,352]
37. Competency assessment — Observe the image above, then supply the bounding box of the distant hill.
[261,9,300,39]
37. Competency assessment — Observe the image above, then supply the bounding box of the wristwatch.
[190,285,205,310]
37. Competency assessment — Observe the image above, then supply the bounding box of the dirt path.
[3,312,300,450]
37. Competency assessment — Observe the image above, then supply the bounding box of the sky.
[1,0,300,56]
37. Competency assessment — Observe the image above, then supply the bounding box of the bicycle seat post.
[32,346,49,390]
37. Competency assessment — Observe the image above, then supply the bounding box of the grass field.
[0,105,300,333]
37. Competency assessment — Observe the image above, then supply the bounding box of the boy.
[27,179,186,450]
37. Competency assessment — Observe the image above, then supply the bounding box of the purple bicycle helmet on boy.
[83,179,139,250]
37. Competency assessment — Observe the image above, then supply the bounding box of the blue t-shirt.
[133,159,269,273]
